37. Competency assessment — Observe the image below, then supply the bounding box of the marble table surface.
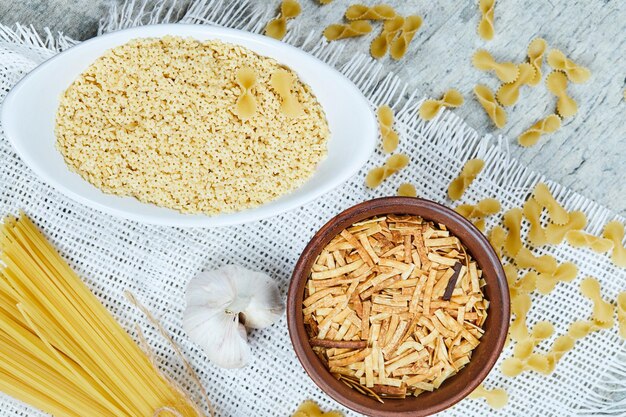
[1,0,625,215]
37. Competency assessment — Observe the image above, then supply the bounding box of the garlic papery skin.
[183,265,284,369]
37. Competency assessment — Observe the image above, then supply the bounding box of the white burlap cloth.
[1,1,625,416]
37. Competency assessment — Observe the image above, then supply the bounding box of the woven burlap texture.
[0,1,625,416]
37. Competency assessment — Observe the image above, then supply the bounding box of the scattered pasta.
[602,221,626,267]
[468,384,508,409]
[365,154,410,188]
[535,262,577,295]
[390,15,423,60]
[488,226,506,258]
[547,49,591,84]
[472,49,518,83]
[567,320,597,340]
[580,277,614,327]
[419,89,464,120]
[522,198,548,247]
[265,0,302,40]
[455,198,500,231]
[505,264,537,300]
[447,158,484,200]
[324,21,373,41]
[526,38,547,86]
[233,67,257,120]
[518,114,561,147]
[292,400,343,417]
[514,247,557,274]
[509,293,531,341]
[345,4,396,21]
[617,292,626,339]
[565,230,614,253]
[502,321,553,376]
[270,69,304,117]
[474,84,507,128]
[532,183,569,225]
[377,105,399,153]
[496,63,535,106]
[546,71,578,118]
[397,183,417,197]
[545,211,587,245]
[370,15,404,59]
[503,208,523,257]
[477,0,496,41]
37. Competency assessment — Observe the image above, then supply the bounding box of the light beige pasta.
[503,208,523,257]
[488,226,506,258]
[477,0,495,40]
[502,321,553,376]
[617,292,626,339]
[510,293,531,341]
[270,69,304,117]
[323,20,372,41]
[397,183,417,197]
[496,63,535,106]
[365,167,386,188]
[514,247,557,274]
[365,154,410,188]
[319,0,333,4]
[345,4,396,20]
[265,0,301,40]
[377,105,399,153]
[474,84,507,128]
[527,38,547,86]
[505,264,537,300]
[370,15,404,59]
[532,183,569,225]
[447,158,485,200]
[536,262,577,294]
[455,198,501,218]
[523,199,548,247]
[233,67,257,120]
[547,49,591,84]
[468,384,508,409]
[602,221,626,267]
[580,277,614,327]
[545,211,587,245]
[518,114,561,147]
[546,71,578,118]
[390,15,423,60]
[567,320,597,340]
[565,230,614,253]
[472,49,518,83]
[419,89,464,120]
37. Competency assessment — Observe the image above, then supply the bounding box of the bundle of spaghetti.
[0,213,206,417]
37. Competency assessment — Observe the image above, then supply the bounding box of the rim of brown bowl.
[287,197,510,417]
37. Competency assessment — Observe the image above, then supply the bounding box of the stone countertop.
[1,0,625,215]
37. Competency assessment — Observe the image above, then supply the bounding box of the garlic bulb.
[183,265,284,368]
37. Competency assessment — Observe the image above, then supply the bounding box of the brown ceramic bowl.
[287,197,510,417]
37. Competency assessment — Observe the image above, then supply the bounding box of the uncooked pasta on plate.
[55,36,329,215]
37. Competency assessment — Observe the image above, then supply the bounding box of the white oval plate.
[1,24,376,227]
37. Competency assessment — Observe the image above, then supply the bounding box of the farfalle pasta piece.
[532,183,569,225]
[293,400,343,417]
[536,262,577,294]
[505,264,537,300]
[397,183,417,197]
[377,105,399,153]
[233,67,257,120]
[477,0,495,40]
[565,230,614,253]
[546,71,578,118]
[496,63,535,106]
[567,320,597,340]
[468,384,508,409]
[514,247,557,274]
[370,15,404,59]
[547,49,591,84]
[345,4,396,20]
[513,321,554,360]
[488,226,506,258]
[265,0,302,40]
[503,208,523,257]
[474,85,507,128]
[510,293,531,341]
[545,211,587,245]
[518,114,561,147]
[503,321,553,376]
[580,277,615,327]
[617,292,626,339]
[419,89,464,120]
[447,158,484,200]
[270,69,304,118]
[455,198,501,218]
[527,38,547,86]
[523,199,548,247]
[365,154,410,188]
[324,20,372,41]
[602,221,626,267]
[472,49,518,83]
[390,15,423,60]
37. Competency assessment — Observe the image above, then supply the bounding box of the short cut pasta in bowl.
[287,197,510,417]
[1,24,376,227]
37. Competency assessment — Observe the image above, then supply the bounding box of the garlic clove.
[237,270,284,329]
[185,268,237,310]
